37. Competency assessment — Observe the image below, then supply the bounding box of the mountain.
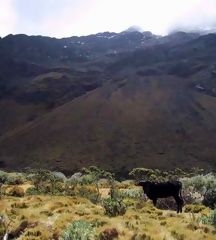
[0,30,216,173]
[124,26,143,32]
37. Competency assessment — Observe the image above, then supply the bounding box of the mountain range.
[0,29,216,173]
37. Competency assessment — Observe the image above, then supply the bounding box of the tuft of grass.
[184,204,207,213]
[11,202,28,209]
[171,230,186,240]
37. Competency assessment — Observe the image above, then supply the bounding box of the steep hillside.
[1,71,216,172]
[0,31,216,172]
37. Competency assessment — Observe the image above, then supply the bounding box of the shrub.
[117,188,143,199]
[8,186,24,197]
[182,189,203,204]
[64,181,76,196]
[0,171,7,184]
[0,171,25,185]
[129,168,177,182]
[61,220,95,240]
[99,228,118,240]
[27,169,64,194]
[4,174,25,185]
[98,179,110,188]
[129,168,157,181]
[27,170,51,190]
[26,187,41,195]
[102,197,126,217]
[81,167,114,186]
[203,189,216,209]
[181,173,216,195]
[79,174,95,185]
[184,204,206,213]
[80,166,114,202]
[47,181,64,195]
[77,185,101,204]
[119,180,135,189]
[201,209,216,228]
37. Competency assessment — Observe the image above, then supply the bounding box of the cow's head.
[137,181,152,194]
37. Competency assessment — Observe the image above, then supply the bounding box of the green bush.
[64,181,76,196]
[5,172,25,185]
[129,168,157,181]
[61,220,95,240]
[117,189,143,199]
[129,168,178,182]
[77,186,101,204]
[26,187,41,195]
[181,173,216,195]
[27,170,64,194]
[0,171,25,185]
[0,171,7,184]
[201,209,216,228]
[79,174,95,185]
[102,197,126,217]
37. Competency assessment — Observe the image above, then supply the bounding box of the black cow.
[138,180,184,213]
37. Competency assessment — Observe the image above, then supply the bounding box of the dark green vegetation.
[1,31,216,172]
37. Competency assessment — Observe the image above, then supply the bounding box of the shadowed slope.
[1,72,216,172]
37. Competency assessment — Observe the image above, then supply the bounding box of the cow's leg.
[152,198,157,207]
[178,195,184,213]
[173,195,183,213]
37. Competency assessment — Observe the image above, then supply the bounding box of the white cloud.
[38,0,216,37]
[0,0,17,36]
[1,0,216,37]
[169,0,216,32]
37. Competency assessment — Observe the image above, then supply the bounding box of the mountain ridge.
[0,30,216,172]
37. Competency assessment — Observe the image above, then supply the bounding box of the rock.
[52,171,67,181]
[69,172,82,181]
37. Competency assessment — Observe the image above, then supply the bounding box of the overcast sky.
[1,0,216,38]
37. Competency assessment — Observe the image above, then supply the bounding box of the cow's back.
[150,181,181,198]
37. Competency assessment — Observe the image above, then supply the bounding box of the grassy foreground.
[0,168,216,239]
[0,187,215,239]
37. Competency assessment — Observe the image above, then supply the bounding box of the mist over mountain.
[0,29,216,173]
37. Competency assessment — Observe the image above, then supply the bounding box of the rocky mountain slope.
[0,29,216,172]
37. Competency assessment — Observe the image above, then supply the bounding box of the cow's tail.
[178,181,184,204]
[179,187,183,198]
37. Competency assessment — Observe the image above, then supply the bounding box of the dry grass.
[0,191,215,240]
